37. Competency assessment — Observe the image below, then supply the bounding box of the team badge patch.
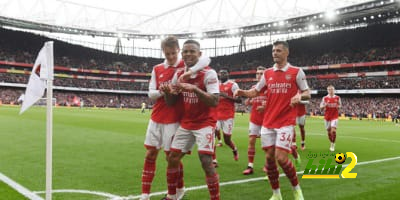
[285,74,292,80]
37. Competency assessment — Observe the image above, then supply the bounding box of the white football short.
[248,121,262,137]
[260,125,294,152]
[170,126,215,155]
[324,119,338,130]
[216,118,234,135]
[296,115,306,126]
[144,119,179,151]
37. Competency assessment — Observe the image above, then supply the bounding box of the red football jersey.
[255,64,309,128]
[250,85,267,126]
[217,80,239,120]
[150,60,184,123]
[297,103,306,117]
[321,95,341,121]
[176,67,220,130]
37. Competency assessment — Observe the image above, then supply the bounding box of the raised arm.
[178,55,211,82]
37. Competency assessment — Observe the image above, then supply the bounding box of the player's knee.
[168,152,181,163]
[249,139,256,146]
[275,151,289,164]
[146,149,159,160]
[264,149,275,160]
[199,156,214,175]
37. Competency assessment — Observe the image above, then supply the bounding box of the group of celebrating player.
[139,36,341,200]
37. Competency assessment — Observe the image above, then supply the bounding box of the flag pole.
[19,41,54,199]
[45,78,53,200]
[44,42,54,200]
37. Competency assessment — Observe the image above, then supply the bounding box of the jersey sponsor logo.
[268,82,292,94]
[158,80,171,87]
[182,91,199,104]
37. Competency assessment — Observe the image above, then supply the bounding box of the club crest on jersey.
[159,74,164,78]
[285,74,292,80]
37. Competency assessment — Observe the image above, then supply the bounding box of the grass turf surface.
[0,105,399,199]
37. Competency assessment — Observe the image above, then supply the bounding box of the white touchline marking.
[308,133,400,143]
[33,189,121,199]
[0,172,44,200]
[13,156,400,199]
[117,156,400,200]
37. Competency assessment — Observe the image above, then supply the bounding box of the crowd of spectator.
[1,23,399,116]
[3,72,399,92]
[308,76,400,90]
[0,73,149,91]
[1,23,400,73]
[237,76,400,90]
[0,87,151,108]
[2,87,398,120]
[211,23,400,72]
[308,96,400,119]
[0,28,161,73]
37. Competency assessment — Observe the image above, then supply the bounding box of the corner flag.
[19,41,54,200]
[20,41,54,114]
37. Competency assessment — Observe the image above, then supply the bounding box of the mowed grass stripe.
[0,106,399,199]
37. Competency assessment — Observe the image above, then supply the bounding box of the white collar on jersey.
[273,63,290,72]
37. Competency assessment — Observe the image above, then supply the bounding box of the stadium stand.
[0,23,399,117]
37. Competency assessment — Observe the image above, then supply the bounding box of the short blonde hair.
[161,36,179,50]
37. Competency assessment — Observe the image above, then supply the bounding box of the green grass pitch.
[0,105,399,200]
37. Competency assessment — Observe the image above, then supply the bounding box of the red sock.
[299,125,305,142]
[177,162,184,189]
[141,158,156,194]
[166,168,179,196]
[265,159,280,189]
[206,174,220,200]
[279,159,299,187]
[332,130,336,143]
[248,147,255,164]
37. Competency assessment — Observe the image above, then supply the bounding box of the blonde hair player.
[320,85,342,152]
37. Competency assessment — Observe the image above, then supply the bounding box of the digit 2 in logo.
[302,152,357,179]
